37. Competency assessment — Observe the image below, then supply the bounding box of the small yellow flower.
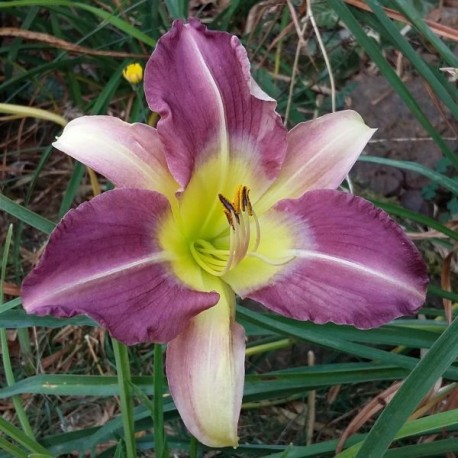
[122,63,143,84]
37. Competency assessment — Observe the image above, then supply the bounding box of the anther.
[242,187,253,215]
[218,194,239,227]
[217,184,261,271]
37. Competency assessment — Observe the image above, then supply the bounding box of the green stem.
[0,103,67,126]
[189,435,199,458]
[246,338,293,357]
[153,343,165,457]
[112,338,136,458]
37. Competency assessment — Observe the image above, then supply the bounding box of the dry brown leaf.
[2,282,20,296]
[336,382,402,453]
[0,28,148,58]
[407,220,458,240]
[41,346,70,370]
[337,379,458,453]
[344,0,458,41]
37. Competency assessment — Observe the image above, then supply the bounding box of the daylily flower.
[22,19,428,448]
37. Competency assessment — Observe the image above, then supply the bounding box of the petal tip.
[166,300,245,448]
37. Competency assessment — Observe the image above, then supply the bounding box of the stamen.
[218,194,239,227]
[251,208,261,252]
[238,210,250,260]
[192,184,288,277]
[221,221,236,275]
[216,184,261,274]
[241,187,251,214]
[232,185,243,214]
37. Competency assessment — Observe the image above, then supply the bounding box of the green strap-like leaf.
[350,316,458,457]
[238,308,458,380]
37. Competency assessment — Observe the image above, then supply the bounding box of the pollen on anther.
[216,184,262,273]
[219,186,254,225]
[218,194,237,228]
[242,187,253,215]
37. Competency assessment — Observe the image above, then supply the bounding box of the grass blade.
[384,438,458,457]
[326,0,458,169]
[359,155,458,195]
[392,0,458,67]
[165,0,188,19]
[0,226,35,440]
[1,1,156,47]
[238,308,458,380]
[265,412,458,457]
[0,309,95,328]
[0,436,28,458]
[365,0,457,117]
[57,163,85,219]
[0,297,22,314]
[0,194,55,234]
[0,418,50,456]
[352,317,458,456]
[112,339,137,458]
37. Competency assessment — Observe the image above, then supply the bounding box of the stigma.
[190,185,261,277]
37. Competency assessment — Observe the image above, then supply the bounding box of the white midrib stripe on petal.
[289,249,424,299]
[283,128,353,187]
[30,252,171,307]
[186,29,231,236]
[256,126,365,214]
[98,140,158,178]
[187,31,229,172]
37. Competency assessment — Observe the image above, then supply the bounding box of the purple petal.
[22,189,219,344]
[237,190,428,329]
[53,116,177,196]
[166,284,245,447]
[257,111,376,212]
[144,19,286,193]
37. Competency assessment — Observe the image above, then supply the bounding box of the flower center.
[190,185,260,277]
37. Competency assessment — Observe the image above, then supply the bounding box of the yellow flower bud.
[122,63,143,85]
